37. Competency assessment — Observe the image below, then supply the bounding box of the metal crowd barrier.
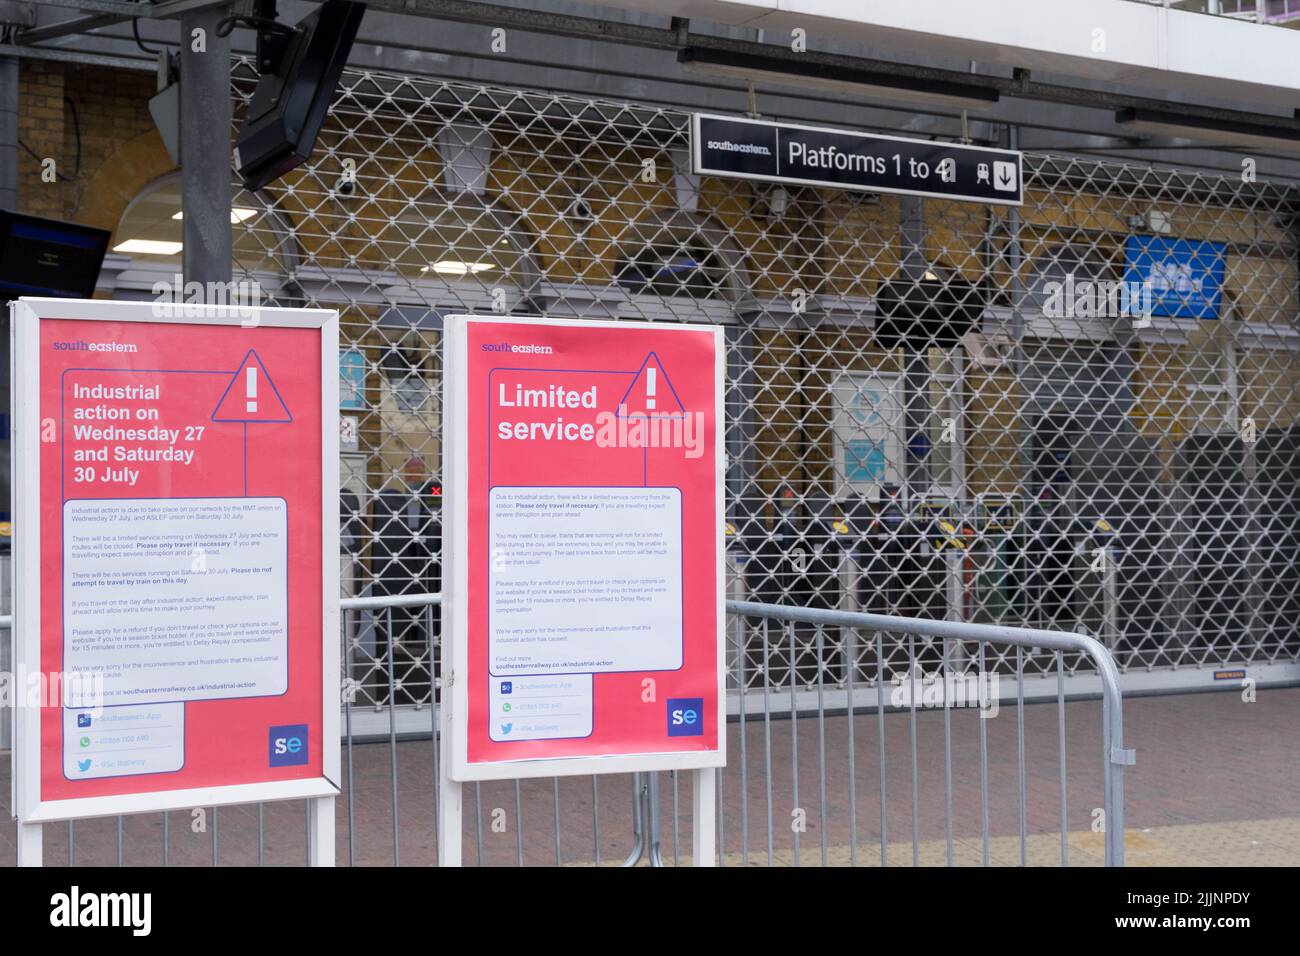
[728,600,1130,867]
[2,594,1129,866]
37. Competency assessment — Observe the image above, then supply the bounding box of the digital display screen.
[0,211,111,302]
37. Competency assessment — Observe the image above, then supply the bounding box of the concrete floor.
[3,685,1297,866]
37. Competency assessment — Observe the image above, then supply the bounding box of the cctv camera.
[335,175,357,197]
[564,197,593,235]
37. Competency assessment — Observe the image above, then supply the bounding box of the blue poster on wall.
[845,439,886,482]
[1123,235,1226,319]
[339,348,366,409]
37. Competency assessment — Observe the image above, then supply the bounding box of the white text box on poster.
[488,674,593,742]
[63,496,288,705]
[61,703,185,780]
[488,486,682,675]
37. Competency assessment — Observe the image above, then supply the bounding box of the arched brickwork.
[74,128,177,240]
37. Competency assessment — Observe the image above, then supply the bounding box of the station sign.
[1123,235,1226,319]
[692,113,1024,205]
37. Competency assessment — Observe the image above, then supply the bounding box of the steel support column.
[1,51,17,526]
[899,196,929,505]
[179,5,232,287]
[0,53,17,211]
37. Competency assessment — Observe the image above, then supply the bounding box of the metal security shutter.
[228,63,1300,705]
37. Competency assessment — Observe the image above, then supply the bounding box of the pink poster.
[445,315,725,779]
[16,306,336,817]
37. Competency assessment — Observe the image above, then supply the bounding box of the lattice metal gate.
[226,61,1300,715]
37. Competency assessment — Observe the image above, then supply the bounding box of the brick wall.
[17,60,173,233]
[16,58,67,219]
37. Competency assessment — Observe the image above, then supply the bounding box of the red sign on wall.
[12,299,339,821]
[442,315,725,780]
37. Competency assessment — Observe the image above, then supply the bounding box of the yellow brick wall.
[1240,349,1300,432]
[16,59,68,220]
[19,62,169,235]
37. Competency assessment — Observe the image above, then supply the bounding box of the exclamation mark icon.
[246,366,258,413]
[646,366,656,410]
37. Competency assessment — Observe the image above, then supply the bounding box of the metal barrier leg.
[647,772,665,867]
[1109,761,1128,867]
[620,772,666,867]
[620,773,647,867]
[1104,692,1134,867]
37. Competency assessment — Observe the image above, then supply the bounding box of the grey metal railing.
[3,593,1129,866]
[728,599,1131,866]
[339,592,444,867]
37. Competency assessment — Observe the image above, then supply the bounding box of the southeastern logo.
[667,698,703,737]
[269,724,309,767]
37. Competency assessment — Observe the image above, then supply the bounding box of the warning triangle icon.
[617,352,686,417]
[211,349,292,423]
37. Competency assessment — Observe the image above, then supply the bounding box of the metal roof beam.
[20,0,146,14]
[18,11,130,43]
[149,0,237,18]
[12,0,1300,139]
[0,41,155,69]
[363,0,1300,137]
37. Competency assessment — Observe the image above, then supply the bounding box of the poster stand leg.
[307,795,335,866]
[437,772,463,867]
[692,768,717,867]
[16,821,42,867]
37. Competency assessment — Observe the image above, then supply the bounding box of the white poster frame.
[438,314,724,865]
[9,298,339,864]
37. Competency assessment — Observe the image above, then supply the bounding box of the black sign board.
[692,113,1023,206]
[0,211,111,303]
